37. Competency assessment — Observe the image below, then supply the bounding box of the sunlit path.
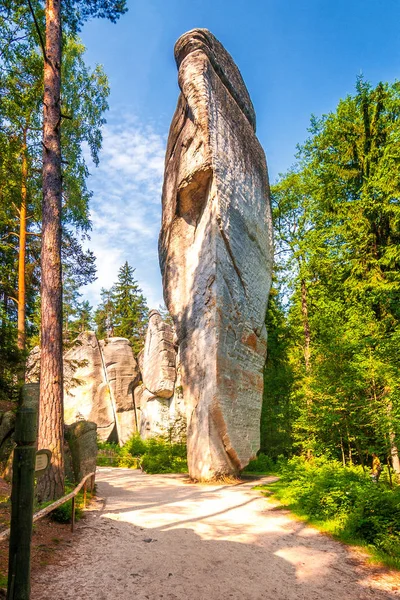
[31,467,399,600]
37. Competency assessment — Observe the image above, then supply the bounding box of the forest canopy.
[261,77,400,472]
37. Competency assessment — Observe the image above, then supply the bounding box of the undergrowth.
[258,455,400,569]
[34,480,92,524]
[242,452,281,475]
[97,417,188,474]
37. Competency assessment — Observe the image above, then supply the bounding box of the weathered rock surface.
[159,29,273,479]
[137,349,144,378]
[0,411,16,448]
[0,411,16,477]
[26,324,184,447]
[142,310,176,398]
[134,384,169,438]
[100,337,140,445]
[64,332,115,442]
[65,421,98,483]
[25,345,41,384]
[29,333,141,445]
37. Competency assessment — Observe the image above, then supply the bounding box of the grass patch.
[257,456,400,570]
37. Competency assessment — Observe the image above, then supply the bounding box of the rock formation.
[159,29,273,479]
[64,332,115,442]
[142,310,176,398]
[65,421,98,483]
[26,319,184,446]
[28,332,141,445]
[100,337,140,445]
[136,309,180,438]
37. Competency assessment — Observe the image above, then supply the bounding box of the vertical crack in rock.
[216,214,248,296]
[100,338,140,446]
[159,28,273,480]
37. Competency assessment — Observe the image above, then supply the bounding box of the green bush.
[97,441,121,466]
[51,499,83,524]
[140,435,187,474]
[96,420,188,474]
[124,434,147,457]
[243,453,275,473]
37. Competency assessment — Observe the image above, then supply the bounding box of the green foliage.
[263,77,400,467]
[51,498,83,524]
[124,434,147,456]
[49,480,90,523]
[96,441,121,466]
[243,453,276,474]
[260,286,294,458]
[140,435,187,474]
[94,262,148,353]
[264,457,400,563]
[96,419,188,474]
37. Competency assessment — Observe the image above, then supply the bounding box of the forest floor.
[27,467,400,600]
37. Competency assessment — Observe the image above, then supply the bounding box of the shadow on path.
[31,468,400,600]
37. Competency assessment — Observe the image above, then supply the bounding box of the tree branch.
[27,0,48,63]
[2,230,19,237]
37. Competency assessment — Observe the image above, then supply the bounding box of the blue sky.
[79,0,400,309]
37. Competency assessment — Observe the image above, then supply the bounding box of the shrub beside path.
[31,467,400,600]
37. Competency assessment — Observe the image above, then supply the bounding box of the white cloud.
[81,110,167,311]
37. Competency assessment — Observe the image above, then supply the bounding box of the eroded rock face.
[25,346,41,384]
[159,29,273,480]
[142,310,176,398]
[135,383,170,439]
[64,332,115,442]
[65,421,98,483]
[0,411,16,478]
[100,337,140,445]
[28,333,141,445]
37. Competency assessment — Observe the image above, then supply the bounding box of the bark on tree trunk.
[17,131,28,355]
[388,403,400,474]
[300,278,311,374]
[37,0,64,502]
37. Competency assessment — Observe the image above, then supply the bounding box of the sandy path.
[31,467,400,600]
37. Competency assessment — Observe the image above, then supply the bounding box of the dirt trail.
[31,467,400,600]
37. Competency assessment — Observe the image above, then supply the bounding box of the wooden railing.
[0,471,96,542]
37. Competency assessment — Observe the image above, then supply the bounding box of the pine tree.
[24,0,127,502]
[94,287,116,339]
[94,263,148,353]
[112,262,148,353]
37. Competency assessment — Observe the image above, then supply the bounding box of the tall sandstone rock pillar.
[159,29,273,480]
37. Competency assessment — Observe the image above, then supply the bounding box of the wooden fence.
[0,470,96,542]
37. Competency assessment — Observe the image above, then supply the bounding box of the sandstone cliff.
[159,29,273,479]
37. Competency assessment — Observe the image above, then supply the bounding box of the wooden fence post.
[71,496,75,533]
[7,386,38,600]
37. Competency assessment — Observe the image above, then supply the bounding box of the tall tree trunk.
[300,278,311,374]
[17,130,28,355]
[37,0,64,502]
[340,435,345,466]
[387,403,400,474]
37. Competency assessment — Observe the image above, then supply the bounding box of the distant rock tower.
[159,29,273,480]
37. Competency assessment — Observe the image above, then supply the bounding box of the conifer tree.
[113,262,148,353]
[94,263,148,354]
[24,0,127,501]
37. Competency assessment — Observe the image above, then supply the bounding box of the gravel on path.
[31,467,400,600]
